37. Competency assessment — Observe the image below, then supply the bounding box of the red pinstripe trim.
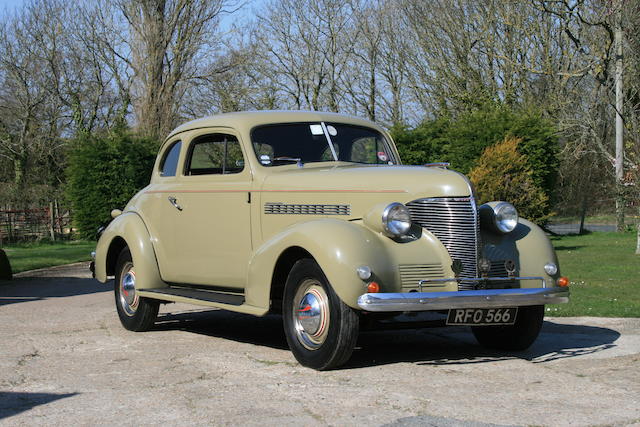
[145,189,406,194]
[146,190,246,194]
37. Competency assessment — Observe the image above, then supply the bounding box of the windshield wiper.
[320,122,338,161]
[273,157,303,167]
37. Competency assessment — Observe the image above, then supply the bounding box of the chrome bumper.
[357,287,570,312]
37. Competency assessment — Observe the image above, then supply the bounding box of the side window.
[350,137,378,163]
[160,141,182,177]
[186,134,244,175]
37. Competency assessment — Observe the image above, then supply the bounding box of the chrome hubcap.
[292,279,330,350]
[119,263,139,316]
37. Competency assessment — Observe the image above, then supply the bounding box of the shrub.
[66,130,158,239]
[390,118,450,166]
[469,136,551,224]
[446,104,559,195]
[392,103,559,205]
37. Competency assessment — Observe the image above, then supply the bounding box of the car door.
[156,129,253,289]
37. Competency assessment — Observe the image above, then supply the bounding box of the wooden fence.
[0,206,73,244]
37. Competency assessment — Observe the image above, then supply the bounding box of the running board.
[139,286,245,306]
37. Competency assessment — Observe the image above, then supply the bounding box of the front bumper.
[357,287,569,312]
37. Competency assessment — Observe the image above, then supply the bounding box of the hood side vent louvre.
[265,203,350,215]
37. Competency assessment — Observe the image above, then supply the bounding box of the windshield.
[251,122,398,166]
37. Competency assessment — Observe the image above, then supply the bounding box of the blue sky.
[0,0,265,19]
[0,0,22,15]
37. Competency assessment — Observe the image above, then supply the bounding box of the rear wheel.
[471,305,544,351]
[114,248,159,332]
[283,259,359,370]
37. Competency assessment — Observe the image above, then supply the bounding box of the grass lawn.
[549,231,639,317]
[0,232,637,318]
[1,240,96,274]
[550,213,639,226]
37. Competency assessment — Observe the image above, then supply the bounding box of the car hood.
[259,163,472,206]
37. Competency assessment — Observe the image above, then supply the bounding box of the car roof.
[165,110,385,141]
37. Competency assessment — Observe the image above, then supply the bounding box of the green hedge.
[66,130,158,239]
[391,102,559,221]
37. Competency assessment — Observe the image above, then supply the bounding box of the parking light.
[357,266,372,280]
[367,282,380,293]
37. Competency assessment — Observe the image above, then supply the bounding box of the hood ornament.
[423,162,450,169]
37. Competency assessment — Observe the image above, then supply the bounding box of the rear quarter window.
[159,141,182,177]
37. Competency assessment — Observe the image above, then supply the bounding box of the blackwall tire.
[114,247,159,332]
[471,305,545,351]
[283,259,359,370]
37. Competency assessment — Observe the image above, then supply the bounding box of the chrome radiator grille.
[406,197,479,290]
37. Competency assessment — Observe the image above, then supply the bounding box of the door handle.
[167,196,183,211]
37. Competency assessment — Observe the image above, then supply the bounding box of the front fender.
[246,219,454,310]
[94,212,164,290]
[481,218,559,287]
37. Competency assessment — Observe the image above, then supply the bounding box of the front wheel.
[471,305,545,351]
[114,247,159,332]
[283,259,359,370]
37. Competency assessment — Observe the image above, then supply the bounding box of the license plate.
[446,308,518,326]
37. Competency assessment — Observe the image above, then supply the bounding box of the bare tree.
[253,0,357,112]
[110,0,230,139]
[0,5,62,188]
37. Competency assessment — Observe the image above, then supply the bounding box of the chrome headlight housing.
[479,202,519,234]
[382,203,412,237]
[494,202,518,233]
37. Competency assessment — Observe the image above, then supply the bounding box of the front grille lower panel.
[399,263,445,290]
[407,197,479,291]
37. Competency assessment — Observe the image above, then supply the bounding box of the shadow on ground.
[0,392,79,420]
[0,278,108,306]
[154,310,290,350]
[346,320,620,369]
[151,309,621,369]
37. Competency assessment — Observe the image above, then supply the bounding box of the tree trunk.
[579,195,588,234]
[614,15,625,232]
[636,205,640,255]
[13,156,27,187]
[616,185,625,232]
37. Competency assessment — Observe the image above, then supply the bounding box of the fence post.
[49,202,56,241]
[55,199,62,235]
[7,212,12,243]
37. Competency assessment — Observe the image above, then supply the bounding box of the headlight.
[479,202,519,234]
[382,203,412,237]
[544,262,558,276]
[494,202,518,233]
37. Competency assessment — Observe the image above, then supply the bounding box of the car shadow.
[0,277,109,306]
[150,309,621,368]
[0,391,79,420]
[345,320,620,369]
[153,309,290,350]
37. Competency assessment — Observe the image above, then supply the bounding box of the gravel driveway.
[1,263,639,426]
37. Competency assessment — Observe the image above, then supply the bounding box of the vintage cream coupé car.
[93,111,569,370]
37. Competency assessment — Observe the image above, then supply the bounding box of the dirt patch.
[0,263,638,426]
